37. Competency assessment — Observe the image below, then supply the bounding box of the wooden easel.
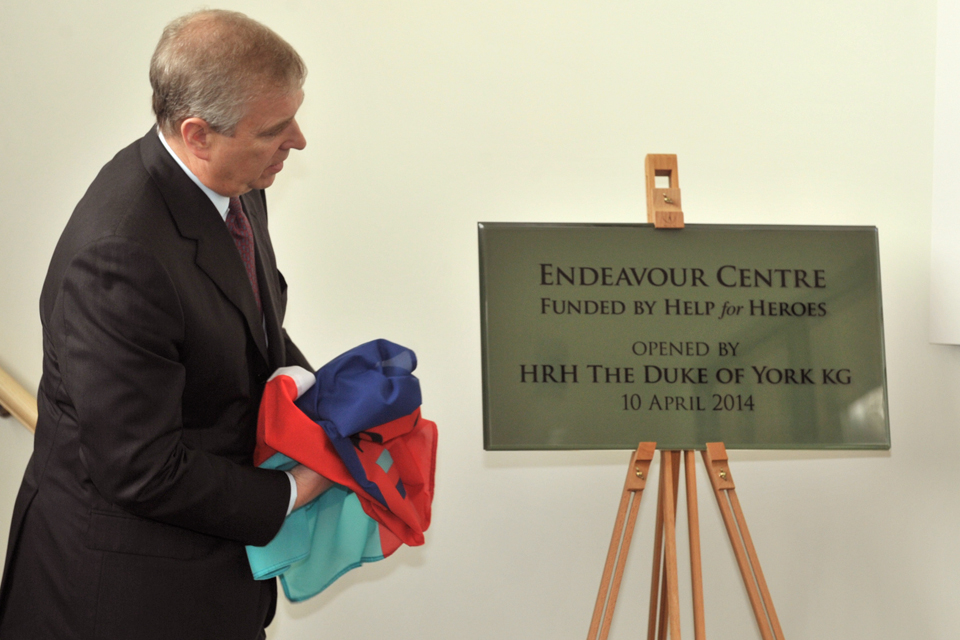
[586,157,784,640]
[587,443,784,640]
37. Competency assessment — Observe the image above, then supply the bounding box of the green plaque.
[478,223,889,450]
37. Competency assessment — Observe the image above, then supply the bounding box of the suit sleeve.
[60,237,289,547]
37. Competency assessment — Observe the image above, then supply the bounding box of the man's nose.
[283,120,306,151]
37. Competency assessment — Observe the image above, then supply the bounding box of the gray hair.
[150,10,307,136]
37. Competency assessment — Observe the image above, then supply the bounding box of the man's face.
[205,88,306,196]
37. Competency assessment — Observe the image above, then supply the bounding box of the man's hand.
[289,464,334,510]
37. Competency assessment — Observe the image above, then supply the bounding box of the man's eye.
[261,122,292,138]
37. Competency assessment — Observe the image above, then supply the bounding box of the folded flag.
[247,340,437,601]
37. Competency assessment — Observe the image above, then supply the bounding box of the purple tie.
[226,197,262,312]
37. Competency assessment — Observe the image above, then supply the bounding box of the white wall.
[931,0,960,343]
[0,1,954,638]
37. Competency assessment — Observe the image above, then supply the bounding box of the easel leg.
[684,450,705,640]
[702,443,785,640]
[663,452,682,640]
[588,443,655,640]
[646,459,667,640]
[649,451,682,640]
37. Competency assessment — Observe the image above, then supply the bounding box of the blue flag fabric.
[294,340,422,508]
[295,339,421,437]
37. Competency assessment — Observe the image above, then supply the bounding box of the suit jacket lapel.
[139,130,270,364]
[242,191,285,369]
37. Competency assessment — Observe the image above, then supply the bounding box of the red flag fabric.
[256,362,436,549]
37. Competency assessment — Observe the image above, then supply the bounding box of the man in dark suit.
[0,10,330,639]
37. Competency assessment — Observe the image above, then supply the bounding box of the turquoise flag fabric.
[247,453,387,601]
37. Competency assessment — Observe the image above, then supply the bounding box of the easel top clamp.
[645,154,684,229]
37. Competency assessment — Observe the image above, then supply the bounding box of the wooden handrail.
[0,365,37,433]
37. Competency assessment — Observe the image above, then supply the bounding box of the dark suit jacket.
[0,130,310,640]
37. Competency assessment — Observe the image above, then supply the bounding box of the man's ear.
[179,118,214,160]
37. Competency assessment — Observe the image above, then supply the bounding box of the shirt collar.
[157,127,231,221]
